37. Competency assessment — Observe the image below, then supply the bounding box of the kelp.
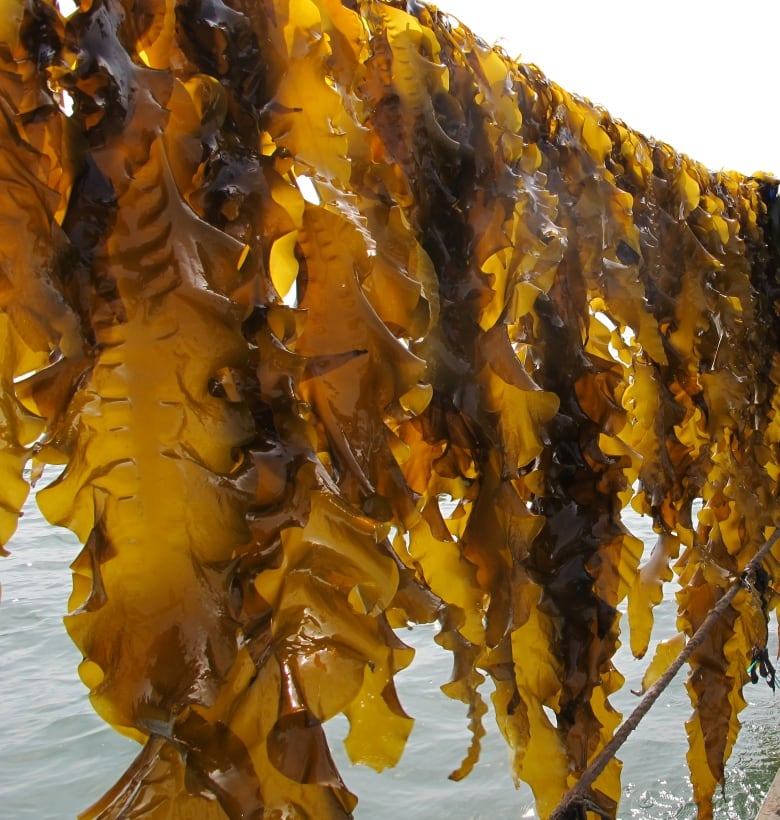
[1,0,779,817]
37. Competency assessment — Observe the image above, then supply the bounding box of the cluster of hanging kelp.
[1,0,780,816]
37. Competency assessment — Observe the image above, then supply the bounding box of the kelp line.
[1,0,779,816]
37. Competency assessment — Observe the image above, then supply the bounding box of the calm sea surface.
[1,493,777,818]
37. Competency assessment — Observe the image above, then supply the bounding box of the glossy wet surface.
[2,497,776,818]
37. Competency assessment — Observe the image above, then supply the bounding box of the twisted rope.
[548,527,780,820]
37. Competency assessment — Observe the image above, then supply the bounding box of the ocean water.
[1,494,777,819]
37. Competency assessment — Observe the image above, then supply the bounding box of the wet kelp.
[1,0,779,816]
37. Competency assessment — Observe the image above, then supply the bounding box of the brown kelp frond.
[1,1,779,818]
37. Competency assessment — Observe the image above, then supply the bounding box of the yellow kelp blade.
[0,0,82,550]
[634,632,686,695]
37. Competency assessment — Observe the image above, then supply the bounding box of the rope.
[548,527,780,820]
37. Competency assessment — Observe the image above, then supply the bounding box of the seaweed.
[1,0,778,817]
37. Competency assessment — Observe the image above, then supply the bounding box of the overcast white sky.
[438,0,778,176]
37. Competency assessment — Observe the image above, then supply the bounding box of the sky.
[437,0,779,176]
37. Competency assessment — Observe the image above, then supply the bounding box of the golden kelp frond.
[0,0,82,550]
[1,0,780,818]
